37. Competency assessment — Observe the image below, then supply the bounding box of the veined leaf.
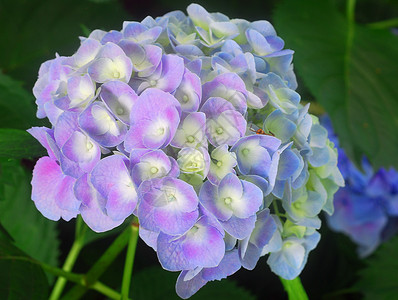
[0,129,46,159]
[0,239,49,300]
[0,0,130,86]
[0,158,59,282]
[0,73,43,129]
[274,0,398,169]
[356,236,398,299]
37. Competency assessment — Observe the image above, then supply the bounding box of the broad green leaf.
[274,0,398,169]
[0,239,49,300]
[132,266,256,300]
[0,129,46,159]
[0,158,59,281]
[0,72,43,129]
[356,236,398,300]
[0,0,130,86]
[0,222,14,242]
[280,277,309,300]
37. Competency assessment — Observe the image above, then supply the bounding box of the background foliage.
[0,0,397,299]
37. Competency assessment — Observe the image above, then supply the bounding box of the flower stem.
[49,216,86,300]
[92,281,127,300]
[280,277,309,300]
[367,17,398,29]
[121,217,139,300]
[59,221,132,300]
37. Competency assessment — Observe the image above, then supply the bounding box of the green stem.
[367,17,398,29]
[91,281,126,300]
[121,218,139,300]
[272,200,281,216]
[344,0,356,92]
[280,277,309,300]
[49,216,86,300]
[42,262,124,299]
[60,222,132,300]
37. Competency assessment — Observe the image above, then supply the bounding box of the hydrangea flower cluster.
[29,4,344,298]
[322,117,398,257]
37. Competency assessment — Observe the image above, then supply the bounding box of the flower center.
[216,161,222,167]
[182,94,189,103]
[149,80,157,86]
[150,167,158,174]
[187,135,195,143]
[293,202,302,210]
[86,141,93,150]
[167,194,176,202]
[113,71,120,79]
[241,148,250,156]
[190,225,199,234]
[224,197,232,205]
[216,127,224,134]
[116,107,124,115]
[157,127,165,135]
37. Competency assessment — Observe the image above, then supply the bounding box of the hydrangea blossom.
[29,4,344,298]
[322,117,398,257]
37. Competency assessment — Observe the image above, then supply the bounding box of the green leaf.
[132,266,256,300]
[0,0,130,86]
[0,222,14,242]
[0,72,43,129]
[273,0,398,169]
[356,236,398,300]
[280,277,309,300]
[0,158,59,281]
[0,239,49,300]
[0,129,46,159]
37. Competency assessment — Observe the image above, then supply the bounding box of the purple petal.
[202,73,247,114]
[155,54,185,93]
[105,185,137,221]
[101,30,123,44]
[174,68,202,112]
[125,88,181,151]
[54,111,79,147]
[131,150,174,186]
[200,97,235,118]
[75,174,123,232]
[31,157,79,221]
[157,216,225,271]
[65,38,101,69]
[171,112,206,148]
[205,110,247,146]
[176,249,241,299]
[90,154,133,198]
[100,80,138,124]
[137,197,199,235]
[139,227,159,250]
[67,73,96,109]
[119,40,162,77]
[246,29,273,56]
[61,131,101,163]
[88,43,133,83]
[230,180,263,219]
[199,180,232,221]
[123,22,162,44]
[221,215,256,239]
[137,177,199,234]
[79,102,127,147]
[27,127,57,160]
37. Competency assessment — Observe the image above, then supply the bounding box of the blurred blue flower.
[322,116,398,257]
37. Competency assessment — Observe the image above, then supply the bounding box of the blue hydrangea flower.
[28,3,344,297]
[322,116,398,257]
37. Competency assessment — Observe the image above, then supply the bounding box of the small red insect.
[249,126,275,136]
